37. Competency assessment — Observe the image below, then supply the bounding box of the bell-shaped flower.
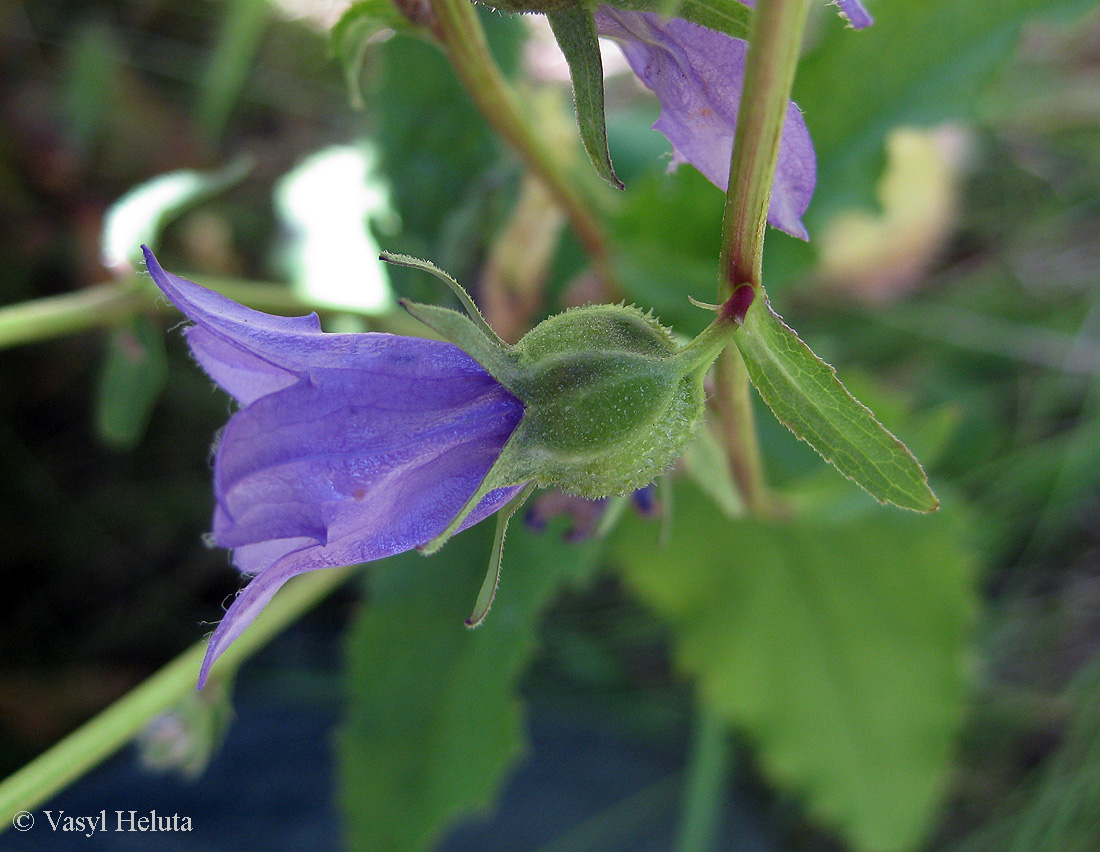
[143,248,525,687]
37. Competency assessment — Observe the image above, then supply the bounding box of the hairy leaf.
[612,482,976,852]
[736,298,939,512]
[548,6,622,189]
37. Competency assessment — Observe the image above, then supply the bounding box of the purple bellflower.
[143,248,525,687]
[592,0,872,239]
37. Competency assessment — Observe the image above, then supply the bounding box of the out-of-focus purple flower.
[835,0,874,29]
[737,0,874,28]
[594,7,816,239]
[143,248,525,687]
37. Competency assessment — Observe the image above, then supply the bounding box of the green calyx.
[508,304,713,497]
[385,253,740,508]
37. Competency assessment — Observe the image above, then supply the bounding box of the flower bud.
[508,304,708,498]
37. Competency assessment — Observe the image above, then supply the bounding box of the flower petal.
[594,8,815,239]
[212,363,524,556]
[836,0,873,29]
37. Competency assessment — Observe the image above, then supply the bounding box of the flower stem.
[673,708,733,852]
[712,0,810,513]
[0,282,149,350]
[713,344,768,514]
[0,276,422,351]
[0,565,356,826]
[426,0,616,283]
[719,0,812,299]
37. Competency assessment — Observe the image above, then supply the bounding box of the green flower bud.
[508,304,707,497]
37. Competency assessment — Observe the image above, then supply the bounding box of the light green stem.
[674,708,733,852]
[426,0,616,284]
[714,344,768,514]
[0,276,420,351]
[0,282,148,350]
[712,0,809,511]
[0,565,356,827]
[684,2,810,842]
[719,0,813,298]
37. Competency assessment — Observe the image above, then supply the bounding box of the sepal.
[546,6,623,189]
[398,299,521,390]
[465,482,537,627]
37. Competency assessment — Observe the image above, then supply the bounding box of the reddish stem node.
[721,285,756,326]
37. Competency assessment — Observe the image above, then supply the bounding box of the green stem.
[719,0,812,299]
[674,708,733,852]
[714,344,768,514]
[426,0,616,284]
[0,565,356,826]
[0,282,148,350]
[0,276,422,351]
[711,0,809,512]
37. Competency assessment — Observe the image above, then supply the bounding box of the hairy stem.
[714,344,768,514]
[687,3,811,835]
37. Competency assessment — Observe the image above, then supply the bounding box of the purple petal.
[836,0,873,29]
[143,248,527,686]
[739,0,873,29]
[594,8,815,240]
[211,364,523,556]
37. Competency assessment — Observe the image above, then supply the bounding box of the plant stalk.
[0,565,356,827]
[711,0,810,511]
[674,708,733,852]
[427,0,616,283]
[684,3,812,841]
[0,276,421,351]
[719,0,812,299]
[714,344,768,514]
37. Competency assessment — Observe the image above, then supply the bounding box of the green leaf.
[94,316,168,450]
[611,482,977,852]
[735,298,939,512]
[608,0,750,41]
[339,516,602,852]
[547,6,622,190]
[332,0,425,109]
[197,0,272,140]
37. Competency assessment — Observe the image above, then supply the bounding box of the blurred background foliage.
[1,0,1099,850]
